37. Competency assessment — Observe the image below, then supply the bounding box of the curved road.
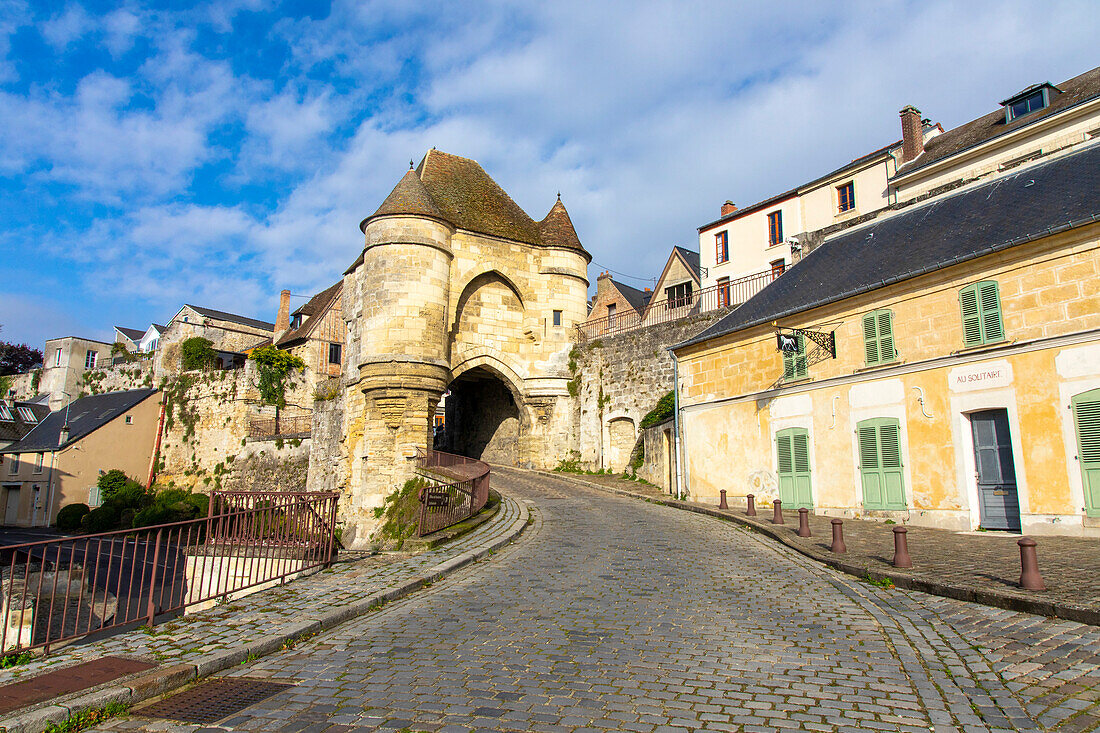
[110,469,1099,732]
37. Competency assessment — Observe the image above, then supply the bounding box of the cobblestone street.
[99,469,1100,732]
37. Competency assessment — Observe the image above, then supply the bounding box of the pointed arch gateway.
[438,357,528,465]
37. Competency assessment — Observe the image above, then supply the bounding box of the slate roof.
[897,65,1100,177]
[1,389,158,454]
[277,281,343,347]
[181,305,275,332]
[0,402,51,444]
[674,246,700,275]
[115,327,145,341]
[359,150,590,258]
[678,141,1100,350]
[614,280,653,313]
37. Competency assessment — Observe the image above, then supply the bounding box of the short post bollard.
[772,499,784,524]
[797,508,811,537]
[892,526,912,568]
[719,489,728,510]
[746,494,757,516]
[1018,537,1047,591]
[830,518,847,553]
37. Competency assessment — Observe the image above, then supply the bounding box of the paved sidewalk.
[0,494,529,733]
[547,470,1100,625]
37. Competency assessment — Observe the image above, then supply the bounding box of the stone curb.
[0,498,530,733]
[530,469,1100,628]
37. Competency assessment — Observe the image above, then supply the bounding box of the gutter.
[671,212,1100,354]
[669,348,685,501]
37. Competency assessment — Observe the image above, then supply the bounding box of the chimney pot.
[275,289,291,333]
[721,200,738,217]
[899,105,924,164]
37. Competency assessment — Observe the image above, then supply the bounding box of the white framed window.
[85,350,97,369]
[125,415,133,425]
[17,407,36,423]
[33,453,43,474]
[0,404,11,421]
[54,349,62,366]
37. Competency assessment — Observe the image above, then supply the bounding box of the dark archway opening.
[436,367,520,464]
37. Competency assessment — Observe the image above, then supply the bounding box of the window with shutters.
[959,281,1005,347]
[775,427,813,508]
[862,310,897,365]
[1072,388,1100,517]
[783,335,807,380]
[857,417,907,510]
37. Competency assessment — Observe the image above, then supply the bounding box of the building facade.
[673,144,1100,536]
[0,389,159,526]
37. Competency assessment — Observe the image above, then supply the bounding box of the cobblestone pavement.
[0,495,525,688]
[95,468,1100,733]
[564,471,1100,619]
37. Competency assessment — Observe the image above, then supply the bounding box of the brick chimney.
[596,271,613,296]
[899,105,924,164]
[721,200,738,217]
[275,289,291,332]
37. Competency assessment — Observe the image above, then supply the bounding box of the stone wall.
[78,359,155,396]
[155,362,312,494]
[6,371,38,401]
[638,418,675,492]
[571,308,733,472]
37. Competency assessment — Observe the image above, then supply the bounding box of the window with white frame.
[85,350,97,369]
[0,404,11,421]
[33,453,43,473]
[17,407,36,423]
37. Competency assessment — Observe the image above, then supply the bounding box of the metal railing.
[248,414,312,438]
[580,266,780,339]
[414,448,490,537]
[0,491,338,654]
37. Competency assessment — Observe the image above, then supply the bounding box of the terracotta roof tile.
[538,197,587,255]
[361,168,449,231]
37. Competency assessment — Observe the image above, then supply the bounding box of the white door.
[3,486,20,525]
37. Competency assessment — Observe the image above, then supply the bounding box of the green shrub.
[640,391,675,428]
[56,503,90,531]
[181,337,216,371]
[81,506,120,533]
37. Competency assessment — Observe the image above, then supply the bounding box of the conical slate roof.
[360,167,449,231]
[538,196,586,255]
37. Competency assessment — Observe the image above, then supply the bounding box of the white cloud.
[40,4,91,50]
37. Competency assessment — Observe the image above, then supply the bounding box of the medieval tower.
[310,150,591,547]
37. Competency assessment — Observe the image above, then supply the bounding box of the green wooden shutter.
[783,335,807,380]
[1073,389,1100,517]
[863,314,879,364]
[858,418,907,510]
[776,428,813,508]
[959,285,983,346]
[863,310,896,365]
[877,311,895,362]
[977,281,1004,344]
[960,281,1003,346]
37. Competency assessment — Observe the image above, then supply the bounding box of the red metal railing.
[248,414,312,438]
[580,267,780,339]
[413,448,490,537]
[0,491,338,655]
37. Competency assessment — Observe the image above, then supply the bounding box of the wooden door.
[970,410,1020,531]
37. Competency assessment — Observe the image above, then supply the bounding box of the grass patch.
[43,702,128,732]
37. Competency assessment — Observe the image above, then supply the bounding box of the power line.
[591,261,656,285]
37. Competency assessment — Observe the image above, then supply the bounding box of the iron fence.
[579,267,780,339]
[248,414,312,438]
[414,448,490,537]
[0,491,338,655]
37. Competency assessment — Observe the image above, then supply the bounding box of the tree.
[0,342,44,375]
[180,337,216,370]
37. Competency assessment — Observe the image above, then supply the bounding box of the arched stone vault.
[324,149,591,547]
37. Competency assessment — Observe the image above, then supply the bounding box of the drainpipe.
[669,348,685,501]
[146,398,167,489]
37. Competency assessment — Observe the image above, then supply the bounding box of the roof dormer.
[1000,82,1061,123]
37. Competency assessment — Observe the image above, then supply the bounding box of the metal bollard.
[830,518,847,553]
[772,499,784,524]
[797,508,811,537]
[719,489,728,510]
[1017,537,1047,591]
[892,526,912,568]
[746,494,757,516]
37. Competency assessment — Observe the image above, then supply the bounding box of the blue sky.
[1,0,1097,348]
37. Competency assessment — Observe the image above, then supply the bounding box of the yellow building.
[672,142,1100,536]
[0,389,160,527]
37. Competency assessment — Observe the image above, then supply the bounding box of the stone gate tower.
[315,150,591,546]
